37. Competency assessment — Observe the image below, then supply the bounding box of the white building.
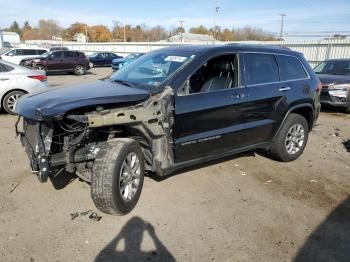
[166,33,214,43]
[73,33,88,43]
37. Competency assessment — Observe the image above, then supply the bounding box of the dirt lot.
[0,67,349,262]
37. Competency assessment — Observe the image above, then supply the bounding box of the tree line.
[5,20,276,42]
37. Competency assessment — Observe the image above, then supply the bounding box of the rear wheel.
[74,65,86,75]
[345,104,350,114]
[2,90,26,114]
[269,113,309,162]
[91,139,144,215]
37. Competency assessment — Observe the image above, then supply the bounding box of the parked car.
[28,50,90,75]
[0,60,48,114]
[89,52,122,67]
[314,59,350,113]
[111,53,145,70]
[0,48,47,64]
[15,45,320,215]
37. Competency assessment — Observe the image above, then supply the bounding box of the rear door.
[242,52,296,144]
[174,53,249,163]
[62,51,76,70]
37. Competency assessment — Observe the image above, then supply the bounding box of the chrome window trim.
[242,51,311,87]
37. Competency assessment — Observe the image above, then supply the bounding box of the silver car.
[0,60,49,114]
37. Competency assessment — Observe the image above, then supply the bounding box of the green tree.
[8,21,21,35]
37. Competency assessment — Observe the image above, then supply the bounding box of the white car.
[0,60,49,114]
[0,48,47,65]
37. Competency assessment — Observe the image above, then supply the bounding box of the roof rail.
[225,43,291,50]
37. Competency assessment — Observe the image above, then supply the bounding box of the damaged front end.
[16,87,175,182]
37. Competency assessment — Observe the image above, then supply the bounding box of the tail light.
[28,75,47,82]
[316,80,322,94]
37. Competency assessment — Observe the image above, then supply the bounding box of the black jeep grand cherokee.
[15,45,321,215]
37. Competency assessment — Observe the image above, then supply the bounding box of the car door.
[62,51,76,70]
[242,52,290,145]
[0,63,14,93]
[174,53,249,163]
[47,51,64,71]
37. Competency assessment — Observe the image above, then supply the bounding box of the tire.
[269,113,309,162]
[2,90,26,114]
[91,139,145,215]
[74,64,86,75]
[34,64,45,71]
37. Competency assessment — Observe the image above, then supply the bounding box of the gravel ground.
[0,67,349,262]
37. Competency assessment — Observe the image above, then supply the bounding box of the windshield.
[110,51,196,87]
[41,52,51,58]
[314,60,350,75]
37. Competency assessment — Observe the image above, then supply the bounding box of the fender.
[269,103,314,148]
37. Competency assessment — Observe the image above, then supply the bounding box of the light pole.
[213,6,220,43]
[178,20,184,42]
[279,13,286,40]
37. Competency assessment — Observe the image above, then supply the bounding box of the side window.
[185,54,238,94]
[0,63,14,72]
[51,51,63,59]
[63,51,75,58]
[37,50,47,55]
[277,55,308,80]
[22,49,37,55]
[244,53,279,85]
[7,49,22,56]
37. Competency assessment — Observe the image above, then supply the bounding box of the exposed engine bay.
[16,87,174,182]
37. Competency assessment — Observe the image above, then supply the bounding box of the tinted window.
[0,63,14,72]
[51,51,63,59]
[22,49,37,55]
[245,53,279,85]
[63,51,77,58]
[277,55,308,80]
[37,50,47,55]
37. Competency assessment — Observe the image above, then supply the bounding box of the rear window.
[277,55,308,80]
[244,53,279,85]
[0,63,14,72]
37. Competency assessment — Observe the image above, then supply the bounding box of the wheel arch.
[270,103,314,148]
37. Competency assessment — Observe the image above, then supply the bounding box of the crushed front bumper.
[17,118,53,182]
[320,88,349,107]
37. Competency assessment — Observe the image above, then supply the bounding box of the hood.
[317,74,350,86]
[15,80,150,121]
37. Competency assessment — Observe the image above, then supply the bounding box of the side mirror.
[178,79,190,96]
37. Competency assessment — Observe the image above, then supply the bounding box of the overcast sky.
[0,0,349,35]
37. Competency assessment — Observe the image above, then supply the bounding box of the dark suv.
[29,50,90,75]
[15,45,321,215]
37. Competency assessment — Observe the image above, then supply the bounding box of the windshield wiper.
[110,79,134,87]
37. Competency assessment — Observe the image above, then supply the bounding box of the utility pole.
[279,13,286,40]
[178,20,184,42]
[123,23,126,42]
[213,6,220,43]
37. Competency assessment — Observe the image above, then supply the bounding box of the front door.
[174,54,248,163]
[47,51,64,71]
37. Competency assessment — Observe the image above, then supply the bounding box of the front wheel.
[74,65,86,75]
[91,139,145,215]
[269,113,309,162]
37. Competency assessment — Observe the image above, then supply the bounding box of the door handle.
[0,78,9,81]
[232,93,245,99]
[278,87,291,92]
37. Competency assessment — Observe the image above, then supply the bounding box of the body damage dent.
[80,86,175,175]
